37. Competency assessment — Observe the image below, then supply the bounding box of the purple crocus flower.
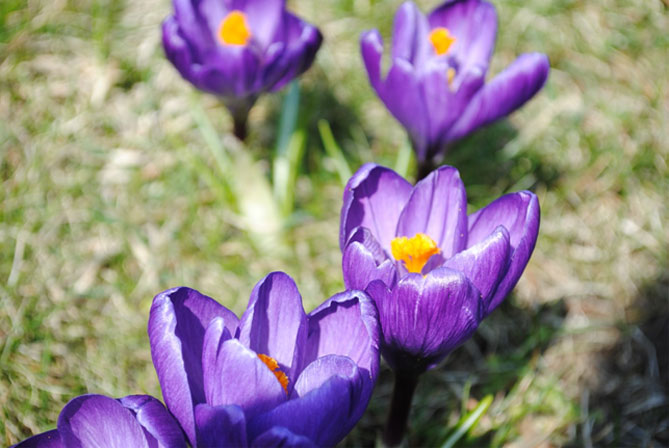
[162,0,322,139]
[361,0,549,163]
[13,394,187,448]
[149,271,379,447]
[340,163,540,374]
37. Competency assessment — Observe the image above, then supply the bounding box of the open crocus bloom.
[13,394,187,448]
[162,0,322,128]
[361,0,549,162]
[149,272,379,447]
[340,163,540,373]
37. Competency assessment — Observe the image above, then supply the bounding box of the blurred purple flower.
[162,0,322,138]
[13,394,187,448]
[340,163,540,374]
[361,0,549,162]
[149,271,379,447]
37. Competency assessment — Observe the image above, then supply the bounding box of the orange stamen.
[429,27,456,55]
[390,233,440,274]
[217,11,251,46]
[258,353,289,394]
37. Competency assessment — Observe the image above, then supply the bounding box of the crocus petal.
[342,240,397,291]
[368,269,482,372]
[266,14,322,92]
[292,354,372,437]
[257,41,287,91]
[391,1,432,65]
[148,287,239,446]
[204,338,286,416]
[240,0,285,48]
[252,426,316,447]
[201,316,234,382]
[428,0,498,75]
[238,272,308,381]
[468,191,540,314]
[194,60,236,97]
[291,355,361,398]
[447,52,550,142]
[379,58,430,159]
[346,226,390,264]
[194,403,247,448]
[57,395,149,448]
[117,395,188,448]
[202,44,261,97]
[443,226,511,306]
[340,163,412,252]
[419,59,462,146]
[12,430,63,448]
[197,0,230,41]
[305,290,380,379]
[172,0,214,53]
[162,17,197,84]
[397,166,468,259]
[420,61,486,157]
[360,29,384,92]
[249,375,358,446]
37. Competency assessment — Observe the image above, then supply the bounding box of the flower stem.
[233,113,248,141]
[382,372,419,447]
[416,158,435,181]
[223,97,255,142]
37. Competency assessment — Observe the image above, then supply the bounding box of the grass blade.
[442,394,494,448]
[273,81,301,215]
[191,101,285,253]
[276,81,301,157]
[318,119,352,186]
[190,101,233,183]
[394,137,414,179]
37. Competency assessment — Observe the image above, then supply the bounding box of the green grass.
[1,0,668,446]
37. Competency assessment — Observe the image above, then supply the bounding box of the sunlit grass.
[1,0,667,446]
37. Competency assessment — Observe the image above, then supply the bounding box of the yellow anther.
[447,68,456,88]
[390,233,440,274]
[258,353,289,394]
[429,27,456,56]
[217,11,252,46]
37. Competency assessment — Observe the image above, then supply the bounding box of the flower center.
[217,10,252,46]
[257,353,289,394]
[390,233,440,274]
[429,27,455,56]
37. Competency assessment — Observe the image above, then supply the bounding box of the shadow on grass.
[567,269,669,447]
[345,297,568,446]
[440,120,562,206]
[256,76,366,171]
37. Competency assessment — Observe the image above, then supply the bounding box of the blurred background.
[1,0,667,446]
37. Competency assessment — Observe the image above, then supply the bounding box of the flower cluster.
[16,273,379,447]
[15,0,547,446]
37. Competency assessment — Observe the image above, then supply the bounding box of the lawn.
[1,0,667,446]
